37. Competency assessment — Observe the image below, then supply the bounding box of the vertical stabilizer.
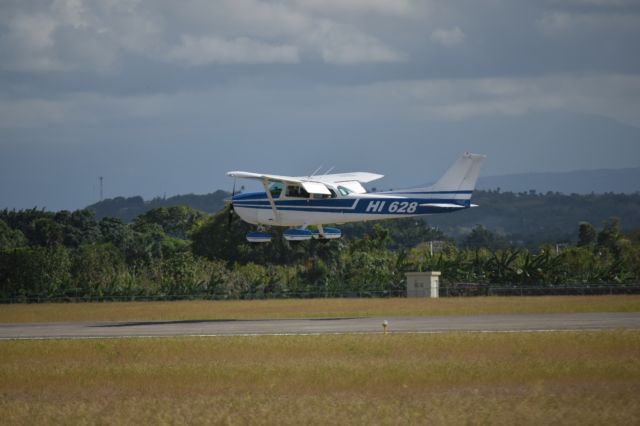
[428,152,486,193]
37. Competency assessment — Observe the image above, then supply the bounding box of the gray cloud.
[3,72,638,130]
[430,26,465,47]
[354,74,640,126]
[0,0,409,71]
[165,36,300,65]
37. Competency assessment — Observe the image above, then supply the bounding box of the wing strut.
[262,178,279,221]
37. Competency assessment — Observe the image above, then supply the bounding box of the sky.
[1,0,640,210]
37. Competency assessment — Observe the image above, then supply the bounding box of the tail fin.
[428,152,486,193]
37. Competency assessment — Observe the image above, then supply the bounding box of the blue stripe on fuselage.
[233,195,469,215]
[234,199,357,208]
[380,190,473,195]
[232,191,267,201]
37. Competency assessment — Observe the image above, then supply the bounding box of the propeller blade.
[228,178,237,226]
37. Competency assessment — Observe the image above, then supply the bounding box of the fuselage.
[231,190,472,227]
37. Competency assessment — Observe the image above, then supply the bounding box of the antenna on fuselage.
[309,165,323,178]
[324,166,335,175]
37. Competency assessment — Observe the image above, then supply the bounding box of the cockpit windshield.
[337,186,352,196]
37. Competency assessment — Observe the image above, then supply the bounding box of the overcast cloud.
[1,0,640,210]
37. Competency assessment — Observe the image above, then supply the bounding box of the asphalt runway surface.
[1,312,639,340]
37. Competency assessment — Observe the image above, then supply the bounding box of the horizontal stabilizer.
[420,203,466,209]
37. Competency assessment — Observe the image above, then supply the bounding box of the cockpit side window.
[311,188,337,199]
[268,182,283,198]
[286,184,310,198]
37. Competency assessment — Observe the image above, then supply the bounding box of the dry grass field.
[1,295,640,323]
[1,331,639,425]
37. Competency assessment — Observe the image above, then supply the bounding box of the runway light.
[382,320,389,334]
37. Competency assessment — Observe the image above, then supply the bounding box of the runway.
[1,312,639,340]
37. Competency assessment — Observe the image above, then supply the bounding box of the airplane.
[227,152,485,243]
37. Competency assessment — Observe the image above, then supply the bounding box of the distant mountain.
[427,190,640,246]
[87,190,229,222]
[477,167,640,194]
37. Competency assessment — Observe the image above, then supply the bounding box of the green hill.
[87,191,229,223]
[477,167,640,194]
[427,190,640,246]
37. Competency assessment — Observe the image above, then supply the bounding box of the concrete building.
[406,271,441,298]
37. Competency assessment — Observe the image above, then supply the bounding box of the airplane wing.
[227,171,383,195]
[227,171,303,184]
[228,171,383,184]
[227,171,332,195]
[307,172,384,194]
[300,181,332,195]
[308,172,384,184]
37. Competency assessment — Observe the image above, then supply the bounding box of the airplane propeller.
[228,178,237,226]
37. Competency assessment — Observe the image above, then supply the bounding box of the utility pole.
[99,176,104,201]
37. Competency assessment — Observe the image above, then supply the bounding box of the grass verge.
[1,295,639,323]
[1,331,639,425]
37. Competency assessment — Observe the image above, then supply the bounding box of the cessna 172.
[227,152,485,243]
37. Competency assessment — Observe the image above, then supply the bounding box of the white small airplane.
[227,152,485,242]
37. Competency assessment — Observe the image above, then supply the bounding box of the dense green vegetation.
[1,201,639,301]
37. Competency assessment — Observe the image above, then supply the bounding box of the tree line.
[1,206,639,301]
